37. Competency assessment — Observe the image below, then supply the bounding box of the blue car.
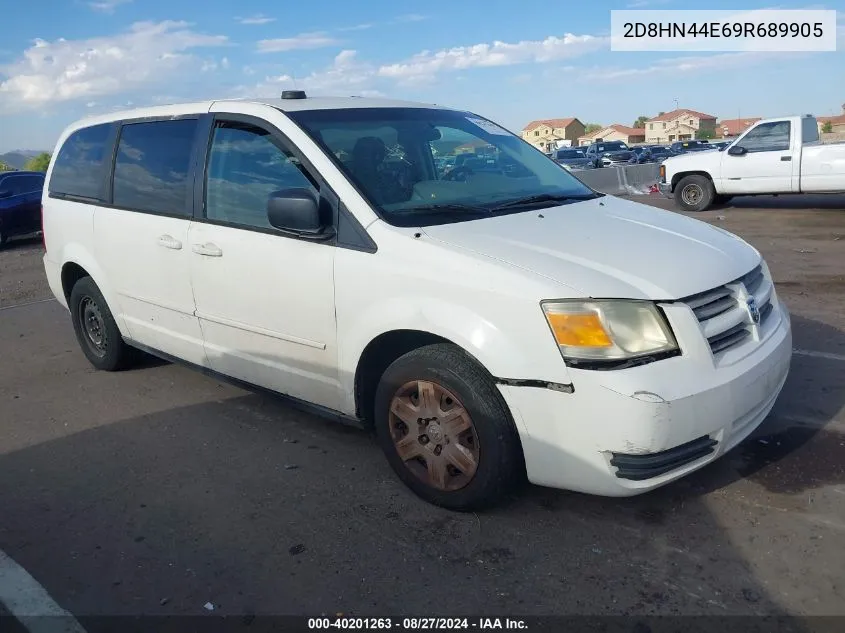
[0,171,45,247]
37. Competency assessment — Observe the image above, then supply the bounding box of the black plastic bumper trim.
[610,435,718,481]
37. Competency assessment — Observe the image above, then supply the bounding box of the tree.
[821,120,833,133]
[24,152,51,172]
[633,116,649,129]
[0,161,13,172]
[696,128,715,140]
[585,123,602,134]
[658,111,665,116]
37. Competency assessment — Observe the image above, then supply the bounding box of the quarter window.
[112,119,197,216]
[205,121,318,230]
[739,121,791,153]
[48,124,112,199]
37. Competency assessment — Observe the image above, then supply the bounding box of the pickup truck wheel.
[374,343,524,510]
[69,276,136,371]
[675,175,715,212]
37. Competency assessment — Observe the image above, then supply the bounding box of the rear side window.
[49,124,112,199]
[112,119,197,216]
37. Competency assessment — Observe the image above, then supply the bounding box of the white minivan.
[42,93,792,509]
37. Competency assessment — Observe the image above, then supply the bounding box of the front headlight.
[541,300,679,364]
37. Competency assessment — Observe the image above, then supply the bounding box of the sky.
[0,0,843,152]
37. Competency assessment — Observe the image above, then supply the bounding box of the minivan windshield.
[287,107,598,226]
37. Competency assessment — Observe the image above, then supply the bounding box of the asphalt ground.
[0,194,843,630]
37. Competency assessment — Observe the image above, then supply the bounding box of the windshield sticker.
[466,117,511,136]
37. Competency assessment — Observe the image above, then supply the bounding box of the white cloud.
[377,34,607,83]
[245,32,609,96]
[337,23,375,32]
[237,14,276,25]
[88,0,132,13]
[253,49,376,95]
[0,21,228,110]
[586,51,798,81]
[394,14,428,23]
[257,32,339,53]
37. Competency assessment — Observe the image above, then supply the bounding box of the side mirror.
[727,145,747,156]
[266,188,326,235]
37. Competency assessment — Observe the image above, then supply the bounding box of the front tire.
[674,175,715,212]
[69,276,135,371]
[374,344,525,510]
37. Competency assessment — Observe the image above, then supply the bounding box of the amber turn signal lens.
[546,312,612,348]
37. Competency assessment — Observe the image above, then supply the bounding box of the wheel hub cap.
[388,380,480,492]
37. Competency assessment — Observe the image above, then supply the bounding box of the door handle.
[157,234,182,250]
[192,242,223,257]
[780,156,792,161]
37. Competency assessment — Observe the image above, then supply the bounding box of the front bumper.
[498,301,792,496]
[658,181,673,196]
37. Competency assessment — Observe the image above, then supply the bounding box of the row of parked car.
[550,139,732,170]
[0,170,45,247]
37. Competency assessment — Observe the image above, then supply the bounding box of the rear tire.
[69,276,135,371]
[374,344,525,510]
[674,175,715,212]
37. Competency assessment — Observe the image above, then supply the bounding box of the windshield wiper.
[392,203,491,215]
[489,193,599,211]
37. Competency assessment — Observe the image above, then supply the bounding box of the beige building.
[577,124,645,146]
[645,109,717,144]
[521,118,586,152]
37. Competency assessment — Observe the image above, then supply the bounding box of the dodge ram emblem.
[746,297,761,325]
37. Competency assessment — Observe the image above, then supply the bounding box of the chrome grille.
[683,264,775,357]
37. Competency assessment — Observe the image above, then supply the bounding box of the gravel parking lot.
[0,195,843,628]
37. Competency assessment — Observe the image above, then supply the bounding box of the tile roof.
[523,118,578,131]
[818,114,845,126]
[609,124,645,136]
[716,118,761,137]
[648,108,716,122]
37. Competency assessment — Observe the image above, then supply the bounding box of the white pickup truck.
[658,115,845,212]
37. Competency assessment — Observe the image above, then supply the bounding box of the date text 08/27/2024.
[307,617,528,630]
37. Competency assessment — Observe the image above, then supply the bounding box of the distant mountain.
[0,150,49,170]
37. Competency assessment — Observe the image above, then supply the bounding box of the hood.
[663,149,722,172]
[421,196,760,300]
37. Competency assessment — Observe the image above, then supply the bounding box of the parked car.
[659,115,845,212]
[629,146,664,164]
[43,93,792,509]
[646,145,674,162]
[0,170,45,247]
[553,148,591,170]
[668,140,713,154]
[710,141,732,151]
[585,141,635,167]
